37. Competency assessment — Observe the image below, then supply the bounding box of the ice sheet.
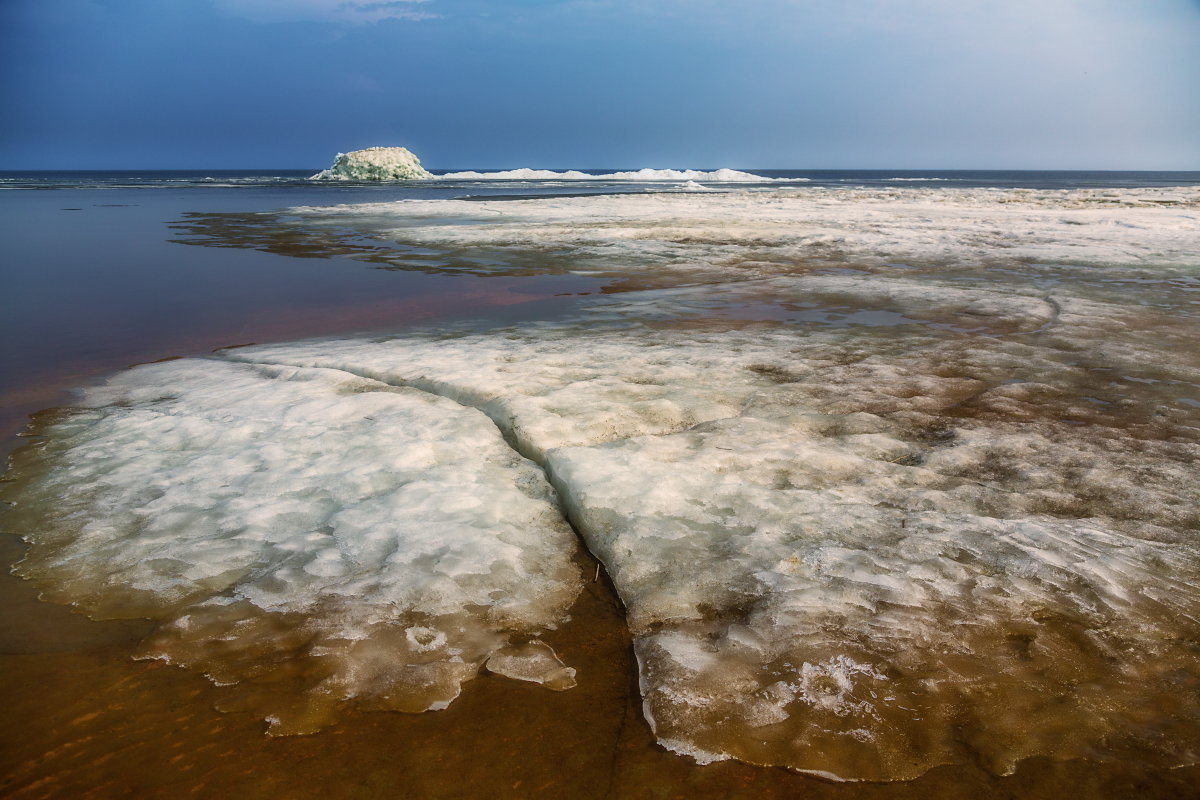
[173,187,1200,300]
[283,186,1200,277]
[4,185,1199,776]
[219,272,1199,777]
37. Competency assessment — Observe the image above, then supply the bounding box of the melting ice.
[2,360,581,734]
[4,185,1199,779]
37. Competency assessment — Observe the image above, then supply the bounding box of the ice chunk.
[310,146,433,181]
[485,640,577,690]
[549,413,1200,778]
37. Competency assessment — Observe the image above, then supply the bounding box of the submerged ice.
[4,185,1199,778]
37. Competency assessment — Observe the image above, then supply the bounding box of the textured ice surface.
[310,146,433,181]
[172,186,1200,293]
[284,186,1200,275]
[2,359,580,733]
[218,270,1198,777]
[5,185,1199,776]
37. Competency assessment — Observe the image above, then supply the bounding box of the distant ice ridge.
[310,146,433,181]
[307,148,783,182]
[6,183,1200,778]
[436,167,784,182]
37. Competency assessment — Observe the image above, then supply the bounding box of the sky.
[1,0,1198,170]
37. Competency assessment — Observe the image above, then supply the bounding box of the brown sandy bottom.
[2,533,1196,800]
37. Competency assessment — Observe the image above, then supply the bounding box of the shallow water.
[2,174,1199,797]
[0,188,597,452]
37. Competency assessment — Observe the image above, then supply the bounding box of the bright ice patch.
[2,359,581,733]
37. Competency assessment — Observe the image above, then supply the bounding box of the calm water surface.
[0,183,598,451]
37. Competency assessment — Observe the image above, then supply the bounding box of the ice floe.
[172,186,1200,296]
[219,300,1198,777]
[2,359,580,733]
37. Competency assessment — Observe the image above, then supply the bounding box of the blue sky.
[2,0,1198,169]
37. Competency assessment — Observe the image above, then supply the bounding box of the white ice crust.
[223,301,1200,777]
[311,146,433,181]
[289,185,1200,272]
[4,359,579,733]
[5,184,1199,777]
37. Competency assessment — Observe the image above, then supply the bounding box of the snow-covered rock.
[310,146,432,181]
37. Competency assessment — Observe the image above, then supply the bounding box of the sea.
[1,168,1198,798]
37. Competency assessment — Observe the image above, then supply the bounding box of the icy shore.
[4,185,1198,779]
